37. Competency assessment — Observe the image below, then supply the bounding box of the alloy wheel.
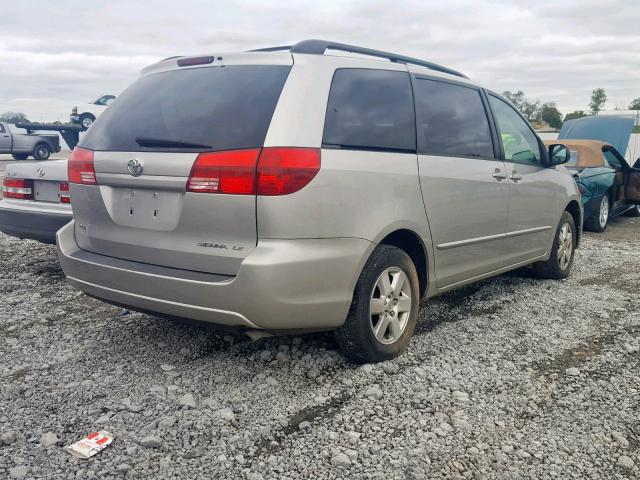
[557,222,573,270]
[369,267,412,345]
[599,196,609,229]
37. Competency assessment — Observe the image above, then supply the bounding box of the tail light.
[577,183,585,195]
[68,147,97,185]
[59,182,71,203]
[187,149,261,194]
[186,147,321,196]
[2,178,34,200]
[257,148,321,196]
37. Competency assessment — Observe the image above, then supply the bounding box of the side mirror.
[548,144,571,166]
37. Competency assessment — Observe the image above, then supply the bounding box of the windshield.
[80,65,291,152]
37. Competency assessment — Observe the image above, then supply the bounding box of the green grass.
[634,126,640,133]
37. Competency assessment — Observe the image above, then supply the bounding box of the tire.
[624,204,640,217]
[533,211,576,280]
[584,193,610,232]
[335,245,420,363]
[33,143,51,160]
[79,114,95,129]
[11,153,29,160]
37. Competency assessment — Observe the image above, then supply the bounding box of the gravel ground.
[1,217,639,479]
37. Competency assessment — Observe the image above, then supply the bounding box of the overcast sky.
[1,0,638,121]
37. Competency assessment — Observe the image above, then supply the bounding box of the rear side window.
[414,79,494,159]
[0,124,4,133]
[81,65,291,152]
[323,69,416,152]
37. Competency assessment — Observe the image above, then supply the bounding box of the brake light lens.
[68,147,97,185]
[59,181,71,203]
[2,178,34,200]
[187,149,261,194]
[257,148,321,196]
[186,148,321,196]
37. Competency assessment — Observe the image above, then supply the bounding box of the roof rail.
[250,39,467,79]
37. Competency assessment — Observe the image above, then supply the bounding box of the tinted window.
[81,65,291,152]
[0,124,5,133]
[414,79,493,158]
[489,95,542,166]
[323,69,415,152]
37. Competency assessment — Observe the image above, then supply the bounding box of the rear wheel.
[335,245,419,363]
[585,194,609,232]
[33,143,51,160]
[624,204,640,217]
[533,211,576,279]
[11,153,29,160]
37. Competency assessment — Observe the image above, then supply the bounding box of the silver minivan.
[57,40,582,362]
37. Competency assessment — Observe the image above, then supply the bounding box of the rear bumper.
[56,221,374,332]
[0,202,72,244]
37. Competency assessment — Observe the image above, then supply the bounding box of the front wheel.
[533,211,576,280]
[79,114,95,129]
[335,245,419,363]
[33,143,51,160]
[585,194,609,232]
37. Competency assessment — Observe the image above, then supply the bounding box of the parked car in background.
[0,159,72,243]
[0,122,61,160]
[551,115,640,231]
[543,139,640,231]
[57,40,582,363]
[70,94,116,129]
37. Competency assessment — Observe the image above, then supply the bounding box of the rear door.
[0,123,11,153]
[487,94,560,264]
[72,58,292,275]
[413,76,509,288]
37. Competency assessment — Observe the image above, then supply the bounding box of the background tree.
[564,110,587,122]
[540,102,563,129]
[502,90,540,122]
[0,112,29,124]
[589,88,607,115]
[629,98,640,110]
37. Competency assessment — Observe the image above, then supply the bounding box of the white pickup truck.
[70,94,116,129]
[0,122,61,160]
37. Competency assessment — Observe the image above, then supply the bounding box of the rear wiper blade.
[135,137,211,149]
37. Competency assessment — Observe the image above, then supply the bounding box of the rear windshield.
[80,65,291,152]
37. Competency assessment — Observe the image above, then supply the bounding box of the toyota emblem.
[127,158,144,177]
[36,167,46,177]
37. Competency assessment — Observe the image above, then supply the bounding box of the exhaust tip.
[244,329,273,342]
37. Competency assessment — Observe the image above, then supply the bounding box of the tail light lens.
[2,178,34,200]
[68,147,97,185]
[186,147,321,196]
[187,149,261,194]
[257,148,321,196]
[59,182,71,203]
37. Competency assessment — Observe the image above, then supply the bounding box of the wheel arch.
[377,229,429,299]
[564,199,582,247]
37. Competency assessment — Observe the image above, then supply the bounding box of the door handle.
[509,171,523,183]
[492,169,508,181]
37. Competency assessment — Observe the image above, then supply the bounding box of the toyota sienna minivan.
[57,40,582,363]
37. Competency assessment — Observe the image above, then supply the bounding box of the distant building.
[598,110,640,126]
